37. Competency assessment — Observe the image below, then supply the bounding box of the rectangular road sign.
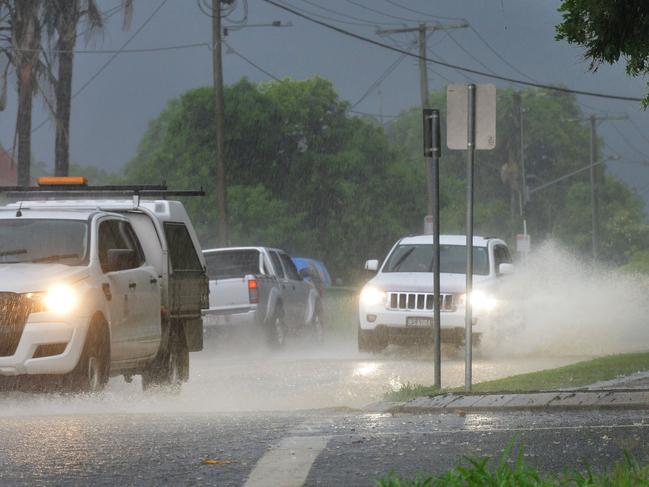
[446,84,496,150]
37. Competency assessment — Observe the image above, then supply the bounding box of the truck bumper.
[202,306,258,328]
[0,314,88,376]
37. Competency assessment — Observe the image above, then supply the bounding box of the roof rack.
[0,184,205,200]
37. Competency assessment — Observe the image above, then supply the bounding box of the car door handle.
[129,282,137,289]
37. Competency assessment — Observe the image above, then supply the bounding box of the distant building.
[0,145,17,185]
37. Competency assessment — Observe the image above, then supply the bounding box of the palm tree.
[46,0,133,177]
[0,0,44,186]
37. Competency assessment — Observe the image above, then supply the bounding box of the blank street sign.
[446,84,496,150]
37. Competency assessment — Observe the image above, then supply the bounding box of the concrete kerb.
[383,389,649,415]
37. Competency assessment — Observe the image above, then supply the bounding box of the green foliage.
[123,78,649,280]
[556,0,649,105]
[376,443,649,486]
[122,77,416,282]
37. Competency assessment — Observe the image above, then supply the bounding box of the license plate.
[406,316,433,327]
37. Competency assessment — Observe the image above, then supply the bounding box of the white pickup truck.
[203,246,323,346]
[0,182,208,392]
[358,234,514,352]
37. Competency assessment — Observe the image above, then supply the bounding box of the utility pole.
[213,0,228,247]
[587,114,628,261]
[377,22,468,220]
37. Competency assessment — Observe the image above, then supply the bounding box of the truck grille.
[387,292,455,311]
[0,293,30,357]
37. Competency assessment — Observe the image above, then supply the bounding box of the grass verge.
[386,351,649,402]
[375,442,649,486]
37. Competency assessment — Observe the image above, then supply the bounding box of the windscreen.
[205,249,260,279]
[0,219,89,266]
[383,244,490,275]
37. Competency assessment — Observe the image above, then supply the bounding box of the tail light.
[248,278,259,304]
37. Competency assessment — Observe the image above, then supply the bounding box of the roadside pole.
[212,0,228,246]
[424,108,442,388]
[465,84,476,392]
[447,84,496,393]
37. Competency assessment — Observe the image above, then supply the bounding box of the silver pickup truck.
[202,246,323,346]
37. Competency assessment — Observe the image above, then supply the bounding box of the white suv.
[358,234,513,352]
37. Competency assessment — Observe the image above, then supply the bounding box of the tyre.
[266,305,287,348]
[142,324,188,392]
[357,323,386,354]
[69,316,110,393]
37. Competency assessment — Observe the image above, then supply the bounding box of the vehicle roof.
[203,246,285,254]
[399,234,502,247]
[0,199,191,223]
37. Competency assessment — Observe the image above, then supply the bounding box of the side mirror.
[299,267,315,280]
[365,259,379,272]
[498,263,515,276]
[106,249,136,272]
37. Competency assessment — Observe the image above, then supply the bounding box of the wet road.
[0,408,647,486]
[0,335,611,485]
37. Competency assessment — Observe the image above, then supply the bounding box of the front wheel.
[69,316,110,393]
[142,325,188,392]
[357,324,386,354]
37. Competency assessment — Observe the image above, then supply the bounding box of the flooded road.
[0,335,589,417]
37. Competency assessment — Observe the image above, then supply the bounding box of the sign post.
[447,84,496,392]
[423,108,442,389]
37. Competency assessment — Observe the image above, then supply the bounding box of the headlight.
[459,290,499,312]
[25,284,78,315]
[359,286,386,307]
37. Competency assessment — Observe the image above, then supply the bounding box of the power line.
[610,121,649,160]
[445,30,498,75]
[224,41,282,81]
[382,0,467,22]
[12,42,210,55]
[262,0,645,103]
[288,0,401,27]
[344,0,425,23]
[223,42,397,120]
[467,26,537,83]
[352,50,408,108]
[32,0,170,134]
[628,118,649,148]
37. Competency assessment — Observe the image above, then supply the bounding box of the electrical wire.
[224,41,397,120]
[32,0,170,134]
[343,0,427,23]
[445,30,498,76]
[224,40,282,81]
[382,0,467,22]
[13,43,210,55]
[610,121,649,160]
[261,0,644,102]
[628,118,649,148]
[288,0,402,27]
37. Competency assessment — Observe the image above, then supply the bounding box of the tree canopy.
[122,77,649,281]
[556,0,649,105]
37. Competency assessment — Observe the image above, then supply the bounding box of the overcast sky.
[1,0,648,200]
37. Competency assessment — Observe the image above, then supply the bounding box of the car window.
[270,251,285,278]
[383,244,490,275]
[280,252,301,280]
[98,220,144,273]
[164,223,203,272]
[205,249,260,279]
[494,245,512,272]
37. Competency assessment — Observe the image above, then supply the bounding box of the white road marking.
[244,435,330,487]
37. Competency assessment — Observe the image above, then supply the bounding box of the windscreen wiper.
[32,253,80,263]
[391,247,415,272]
